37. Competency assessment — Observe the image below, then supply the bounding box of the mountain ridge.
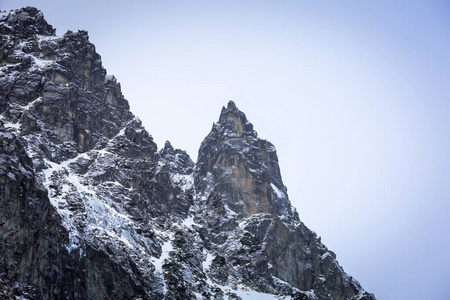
[0,7,376,300]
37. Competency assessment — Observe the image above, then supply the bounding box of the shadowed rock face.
[0,124,148,300]
[0,7,375,300]
[0,7,178,299]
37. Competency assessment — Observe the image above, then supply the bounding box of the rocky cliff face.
[191,102,374,300]
[0,7,376,300]
[195,101,297,219]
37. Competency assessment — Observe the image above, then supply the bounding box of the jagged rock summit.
[0,7,376,300]
[195,100,297,219]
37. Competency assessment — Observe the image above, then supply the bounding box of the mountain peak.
[1,7,55,38]
[227,100,236,109]
[195,101,297,219]
[0,8,376,300]
[217,101,255,138]
[163,140,174,151]
[219,100,243,117]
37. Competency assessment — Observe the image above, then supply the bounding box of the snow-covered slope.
[0,7,376,300]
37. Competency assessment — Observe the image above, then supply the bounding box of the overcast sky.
[3,1,450,299]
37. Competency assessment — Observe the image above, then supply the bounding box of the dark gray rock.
[192,102,375,300]
[0,7,376,300]
[0,123,151,299]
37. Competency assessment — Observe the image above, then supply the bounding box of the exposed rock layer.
[0,7,375,300]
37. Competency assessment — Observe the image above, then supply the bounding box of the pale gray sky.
[3,1,450,299]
